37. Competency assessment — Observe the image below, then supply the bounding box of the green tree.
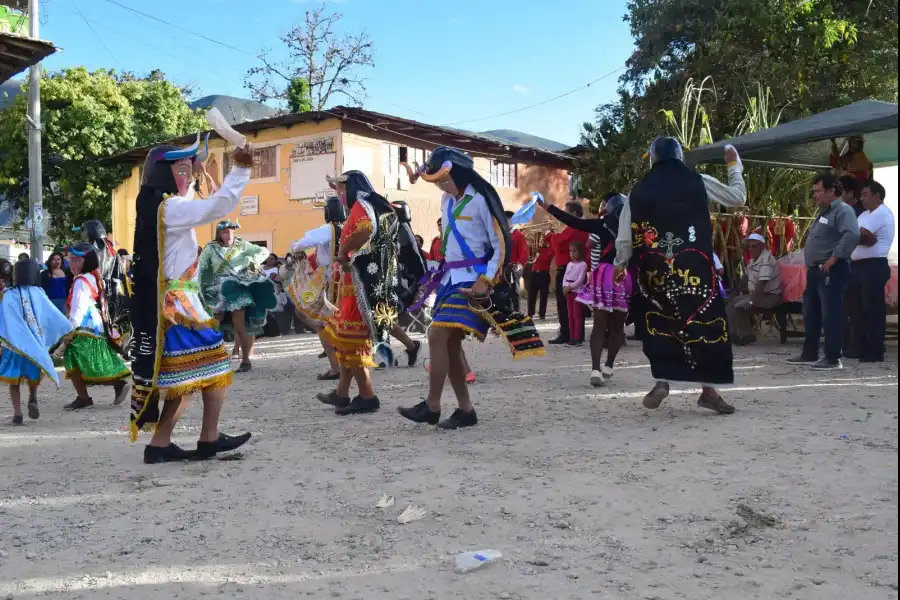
[577,91,655,204]
[623,0,898,135]
[286,77,312,113]
[578,0,898,201]
[0,67,204,240]
[118,69,207,146]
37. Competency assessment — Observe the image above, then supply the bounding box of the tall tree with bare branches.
[244,3,374,111]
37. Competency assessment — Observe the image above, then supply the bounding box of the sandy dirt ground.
[0,322,897,600]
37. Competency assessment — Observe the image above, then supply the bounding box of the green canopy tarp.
[685,100,898,169]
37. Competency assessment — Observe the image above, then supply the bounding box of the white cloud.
[512,84,529,94]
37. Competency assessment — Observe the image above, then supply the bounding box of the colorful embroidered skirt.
[214,274,277,337]
[289,265,331,328]
[431,280,546,360]
[64,335,130,384]
[0,349,43,385]
[157,323,232,397]
[431,281,491,340]
[323,273,373,369]
[576,262,633,312]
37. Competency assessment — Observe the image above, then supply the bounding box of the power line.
[95,0,433,119]
[70,0,121,68]
[445,66,626,126]
[45,1,242,81]
[98,0,255,57]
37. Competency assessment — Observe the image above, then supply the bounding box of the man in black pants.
[548,202,590,344]
[527,233,553,319]
[845,179,894,362]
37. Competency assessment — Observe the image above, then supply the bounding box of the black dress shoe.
[437,408,478,430]
[194,440,218,460]
[236,361,252,373]
[547,337,570,345]
[217,432,251,452]
[317,391,350,408]
[397,401,440,425]
[64,397,94,411]
[335,395,380,415]
[143,443,195,464]
[860,355,885,363]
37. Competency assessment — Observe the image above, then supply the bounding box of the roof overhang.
[0,32,56,84]
[105,105,576,170]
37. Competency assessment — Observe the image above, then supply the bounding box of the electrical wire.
[59,0,624,132]
[98,0,256,56]
[45,0,240,79]
[70,0,121,68]
[446,66,626,126]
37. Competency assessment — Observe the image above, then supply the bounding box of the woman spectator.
[41,251,72,315]
[263,253,281,280]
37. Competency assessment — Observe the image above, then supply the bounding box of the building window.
[489,160,517,188]
[253,146,277,179]
[383,143,425,190]
[222,146,278,180]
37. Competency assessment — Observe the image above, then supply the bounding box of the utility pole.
[26,0,43,260]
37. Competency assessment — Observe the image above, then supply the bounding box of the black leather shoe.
[194,440,218,460]
[317,391,350,408]
[334,395,380,415]
[143,443,195,464]
[217,432,251,452]
[64,397,94,411]
[547,337,570,345]
[397,401,440,425]
[437,409,478,430]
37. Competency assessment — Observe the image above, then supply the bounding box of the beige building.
[110,107,574,255]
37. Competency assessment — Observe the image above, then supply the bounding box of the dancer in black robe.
[614,138,747,414]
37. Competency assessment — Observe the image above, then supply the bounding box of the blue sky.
[38,0,635,146]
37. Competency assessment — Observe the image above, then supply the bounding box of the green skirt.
[65,335,130,384]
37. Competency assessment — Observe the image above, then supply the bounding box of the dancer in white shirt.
[129,135,254,463]
[289,196,345,380]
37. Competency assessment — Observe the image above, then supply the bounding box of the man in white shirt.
[845,180,895,362]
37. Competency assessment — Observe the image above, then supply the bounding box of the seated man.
[726,233,783,345]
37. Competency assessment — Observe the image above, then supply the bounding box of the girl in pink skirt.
[538,193,633,386]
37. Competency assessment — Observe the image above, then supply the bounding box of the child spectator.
[562,240,588,346]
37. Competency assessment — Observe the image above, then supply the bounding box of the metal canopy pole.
[26,0,44,260]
